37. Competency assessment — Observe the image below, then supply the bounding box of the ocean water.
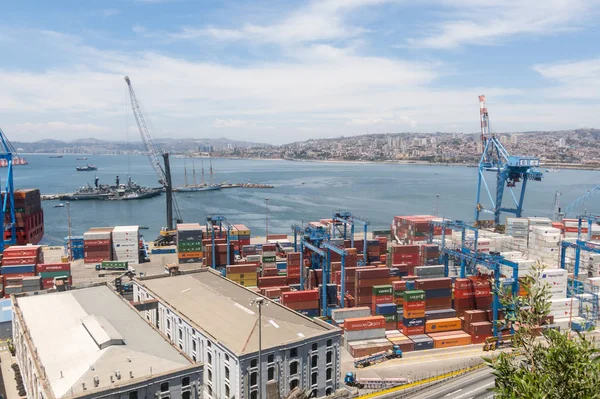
[11,154,600,245]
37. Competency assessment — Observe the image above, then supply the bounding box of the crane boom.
[124,76,167,185]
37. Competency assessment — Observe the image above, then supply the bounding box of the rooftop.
[15,285,197,398]
[138,270,339,356]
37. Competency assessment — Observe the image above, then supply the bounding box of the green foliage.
[486,263,600,399]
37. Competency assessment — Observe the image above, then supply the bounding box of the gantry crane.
[206,214,234,270]
[0,128,17,252]
[332,210,370,265]
[125,76,182,241]
[475,95,542,228]
[553,186,600,220]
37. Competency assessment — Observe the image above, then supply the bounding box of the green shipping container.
[178,246,203,253]
[384,314,397,323]
[178,240,203,248]
[403,290,426,302]
[372,285,393,296]
[39,271,71,279]
[101,261,128,270]
[262,256,276,263]
[393,290,405,298]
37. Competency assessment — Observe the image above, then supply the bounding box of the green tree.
[485,264,600,398]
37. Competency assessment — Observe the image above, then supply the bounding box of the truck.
[353,345,403,368]
[95,261,134,273]
[344,373,408,389]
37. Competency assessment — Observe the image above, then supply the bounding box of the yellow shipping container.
[227,272,258,280]
[425,317,462,333]
[178,251,203,259]
[229,279,257,287]
[431,333,472,348]
[393,298,404,306]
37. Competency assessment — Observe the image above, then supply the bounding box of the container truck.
[353,345,403,368]
[95,261,134,272]
[344,373,408,389]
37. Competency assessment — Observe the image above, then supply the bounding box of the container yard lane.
[405,368,495,399]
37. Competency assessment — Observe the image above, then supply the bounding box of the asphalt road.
[407,368,495,399]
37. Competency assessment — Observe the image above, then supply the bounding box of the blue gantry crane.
[428,218,520,337]
[554,187,600,220]
[332,210,370,265]
[206,214,234,270]
[475,96,543,227]
[0,128,16,252]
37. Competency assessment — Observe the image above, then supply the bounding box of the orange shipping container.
[403,309,425,318]
[430,332,472,348]
[425,317,462,333]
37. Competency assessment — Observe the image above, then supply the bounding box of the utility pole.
[251,297,266,399]
[67,201,72,261]
[435,194,440,216]
[265,198,269,242]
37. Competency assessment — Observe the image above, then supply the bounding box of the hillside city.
[15,129,600,166]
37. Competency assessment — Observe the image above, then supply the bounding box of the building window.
[289,361,298,376]
[167,332,171,340]
[311,389,318,398]
[225,366,230,380]
[268,354,274,363]
[250,391,258,399]
[182,377,190,387]
[208,353,212,365]
[326,387,332,395]
[250,358,257,368]
[312,343,318,351]
[327,339,332,347]
[268,366,275,381]
[166,318,171,330]
[311,355,318,368]
[326,351,332,364]
[160,382,169,392]
[192,354,197,362]
[129,392,138,399]
[179,343,183,350]
[290,379,299,390]
[179,329,183,340]
[208,370,212,382]
[192,340,197,352]
[225,353,230,362]
[311,372,318,386]
[225,385,230,398]
[290,348,298,357]
[250,372,258,387]
[183,393,191,399]
[207,341,212,348]
[208,386,213,397]
[326,368,332,381]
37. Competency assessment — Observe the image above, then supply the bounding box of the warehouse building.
[12,284,203,399]
[132,269,342,399]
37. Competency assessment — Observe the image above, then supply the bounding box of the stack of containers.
[258,275,287,289]
[355,268,391,307]
[343,315,386,348]
[286,252,301,284]
[1,245,43,296]
[331,307,371,327]
[415,278,452,310]
[83,227,113,263]
[471,276,492,310]
[428,331,472,348]
[4,189,44,245]
[425,317,462,334]
[366,240,381,263]
[453,278,475,316]
[204,242,235,267]
[549,297,580,330]
[420,244,440,266]
[281,290,319,317]
[528,226,561,266]
[505,218,529,249]
[65,236,84,260]
[232,224,251,254]
[386,331,415,352]
[226,264,258,287]
[410,334,434,350]
[536,269,568,298]
[318,284,337,314]
[262,244,277,270]
[389,245,420,275]
[371,285,396,330]
[177,223,203,264]
[583,254,600,277]
[37,262,72,289]
[242,245,258,258]
[112,226,139,265]
[402,290,426,336]
[392,281,406,307]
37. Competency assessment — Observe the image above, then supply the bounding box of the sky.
[1,0,600,144]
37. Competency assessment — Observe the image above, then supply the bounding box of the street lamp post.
[251,297,266,399]
[435,194,440,216]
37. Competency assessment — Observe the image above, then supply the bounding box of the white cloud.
[212,119,250,128]
[15,122,110,140]
[171,0,394,45]
[347,114,417,127]
[407,0,596,49]
[533,58,600,100]
[101,9,120,17]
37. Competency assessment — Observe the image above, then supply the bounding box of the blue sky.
[1,0,600,143]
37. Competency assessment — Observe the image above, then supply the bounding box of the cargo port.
[0,95,599,399]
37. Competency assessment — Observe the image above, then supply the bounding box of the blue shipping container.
[403,317,425,327]
[376,303,397,315]
[412,339,434,351]
[389,268,400,277]
[1,265,36,275]
[406,281,415,290]
[426,288,452,299]
[425,309,456,320]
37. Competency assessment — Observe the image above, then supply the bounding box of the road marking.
[445,389,462,396]
[453,382,494,399]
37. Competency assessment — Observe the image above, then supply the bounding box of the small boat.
[53,203,65,208]
[76,164,98,171]
[77,157,88,160]
[139,226,149,230]
[545,168,559,173]
[49,155,63,159]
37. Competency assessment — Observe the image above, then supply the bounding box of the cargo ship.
[59,175,161,201]
[76,164,97,171]
[176,160,221,192]
[49,155,63,158]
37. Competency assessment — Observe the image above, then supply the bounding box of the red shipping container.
[426,297,452,310]
[3,245,41,258]
[356,269,391,279]
[402,325,425,335]
[284,301,319,311]
[37,263,70,272]
[392,280,407,291]
[454,278,473,290]
[371,295,394,304]
[404,300,426,310]
[281,290,319,303]
[415,278,452,290]
[344,316,385,331]
[257,276,287,288]
[454,289,475,299]
[468,276,491,289]
[454,297,475,308]
[262,268,279,277]
[474,288,491,297]
[2,256,38,266]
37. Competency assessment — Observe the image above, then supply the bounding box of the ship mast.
[209,158,214,185]
[201,160,205,186]
[184,162,188,188]
[192,161,198,187]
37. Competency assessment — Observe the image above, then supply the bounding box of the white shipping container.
[344,328,386,342]
[332,307,372,323]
